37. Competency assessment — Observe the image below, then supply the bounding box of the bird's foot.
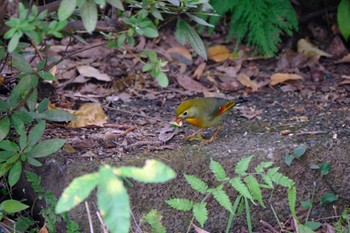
[182,129,205,141]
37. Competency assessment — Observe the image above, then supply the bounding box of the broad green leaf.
[13,110,34,123]
[155,72,168,87]
[210,159,227,182]
[0,199,29,213]
[229,177,254,202]
[38,71,56,80]
[0,117,10,141]
[97,166,130,233]
[193,202,208,227]
[184,174,208,194]
[5,153,20,164]
[151,7,163,20]
[320,162,331,176]
[56,172,99,213]
[58,0,77,20]
[142,63,154,72]
[0,99,10,111]
[41,110,76,122]
[80,1,97,33]
[19,133,27,151]
[0,140,19,152]
[305,221,321,230]
[320,192,338,205]
[175,19,207,60]
[297,224,315,233]
[28,121,46,147]
[288,186,297,219]
[107,0,124,10]
[245,176,264,207]
[8,31,23,53]
[37,98,49,113]
[26,139,65,158]
[293,144,307,158]
[0,163,11,177]
[284,154,293,166]
[114,160,176,183]
[142,26,159,38]
[187,14,214,27]
[7,74,32,107]
[300,200,312,209]
[235,155,254,175]
[10,114,25,136]
[338,0,350,40]
[0,151,17,162]
[10,53,32,73]
[26,88,38,112]
[94,0,106,8]
[166,198,193,211]
[211,186,232,212]
[26,157,42,166]
[8,160,22,187]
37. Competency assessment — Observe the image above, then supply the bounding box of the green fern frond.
[145,209,166,233]
[210,185,233,212]
[255,161,274,173]
[184,174,208,194]
[261,174,274,189]
[210,159,228,182]
[166,198,193,211]
[267,168,295,188]
[234,155,254,175]
[288,186,297,220]
[245,176,265,207]
[229,177,255,203]
[193,202,208,227]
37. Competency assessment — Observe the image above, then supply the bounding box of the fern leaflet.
[145,209,166,233]
[211,185,233,213]
[210,159,227,182]
[288,186,297,220]
[193,202,208,228]
[234,155,254,175]
[261,174,274,189]
[268,168,294,188]
[245,175,265,207]
[184,174,208,194]
[166,198,193,211]
[255,161,274,173]
[229,177,255,203]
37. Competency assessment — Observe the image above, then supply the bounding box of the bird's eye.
[183,111,188,116]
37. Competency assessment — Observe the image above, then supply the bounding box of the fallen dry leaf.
[38,225,48,233]
[167,46,193,65]
[280,129,292,135]
[239,106,263,119]
[176,75,208,93]
[68,103,108,128]
[207,45,231,62]
[297,39,332,59]
[340,75,350,85]
[158,124,176,143]
[193,224,210,233]
[192,62,206,80]
[337,53,350,63]
[270,73,303,86]
[77,65,112,82]
[237,74,270,91]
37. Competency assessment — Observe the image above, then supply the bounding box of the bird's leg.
[201,126,222,144]
[183,128,205,140]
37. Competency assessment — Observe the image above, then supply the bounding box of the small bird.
[173,97,244,143]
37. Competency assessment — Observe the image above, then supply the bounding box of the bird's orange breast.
[185,118,204,128]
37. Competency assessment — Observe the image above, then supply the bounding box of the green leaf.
[293,144,307,158]
[229,177,254,203]
[5,153,20,164]
[0,99,10,111]
[40,110,76,122]
[7,75,32,108]
[8,31,23,53]
[107,0,124,11]
[8,160,22,187]
[255,161,273,173]
[56,172,99,213]
[234,155,253,175]
[0,199,29,213]
[305,221,321,230]
[142,26,159,38]
[284,154,294,166]
[37,98,49,113]
[210,158,227,182]
[0,151,17,162]
[26,88,38,112]
[10,53,32,73]
[166,198,193,211]
[144,209,166,233]
[59,0,77,20]
[115,159,176,183]
[142,63,154,72]
[27,157,42,166]
[320,192,338,205]
[26,139,65,158]
[97,166,130,233]
[38,71,56,81]
[151,7,163,20]
[244,197,253,232]
[0,163,11,177]
[297,224,315,233]
[0,140,19,152]
[28,121,46,147]
[300,200,312,209]
[175,19,207,60]
[267,167,294,188]
[193,202,208,228]
[184,174,208,194]
[80,0,97,33]
[10,114,25,136]
[155,72,169,87]
[245,176,264,207]
[288,186,297,219]
[19,133,27,151]
[187,14,214,27]
[211,186,232,212]
[338,0,350,40]
[0,117,10,141]
[319,162,331,176]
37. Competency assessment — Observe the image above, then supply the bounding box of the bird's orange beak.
[170,117,184,127]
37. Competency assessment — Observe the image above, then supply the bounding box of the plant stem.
[225,195,242,233]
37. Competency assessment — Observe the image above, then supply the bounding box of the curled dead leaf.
[280,129,292,135]
[167,46,193,65]
[207,45,232,62]
[77,65,112,82]
[237,74,269,92]
[297,39,332,59]
[68,103,108,128]
[270,73,303,86]
[176,75,208,93]
[192,62,206,80]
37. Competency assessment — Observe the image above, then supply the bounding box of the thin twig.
[85,201,94,233]
[108,106,166,122]
[96,211,109,233]
[130,210,143,233]
[124,141,163,150]
[260,220,279,233]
